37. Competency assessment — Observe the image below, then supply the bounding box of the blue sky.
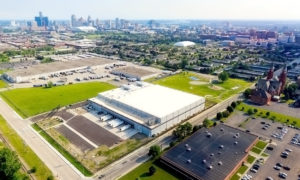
[0,0,300,20]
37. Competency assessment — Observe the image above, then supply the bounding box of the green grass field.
[0,80,6,88]
[246,155,256,164]
[237,102,300,128]
[0,82,115,118]
[255,140,267,150]
[230,173,240,180]
[151,72,252,107]
[0,115,53,180]
[119,159,179,180]
[237,165,248,175]
[251,147,262,154]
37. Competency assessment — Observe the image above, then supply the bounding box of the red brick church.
[250,64,287,105]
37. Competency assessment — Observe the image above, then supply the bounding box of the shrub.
[149,166,156,176]
[247,108,254,115]
[266,112,270,116]
[231,102,237,108]
[227,106,234,113]
[148,145,161,159]
[222,110,230,118]
[253,108,258,113]
[47,175,54,180]
[216,112,223,120]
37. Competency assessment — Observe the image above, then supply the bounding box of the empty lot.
[57,125,94,152]
[67,115,121,147]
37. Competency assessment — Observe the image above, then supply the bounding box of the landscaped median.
[237,102,300,128]
[32,123,93,176]
[0,82,116,118]
[0,115,53,180]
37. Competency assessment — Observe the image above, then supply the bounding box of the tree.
[149,166,156,176]
[216,112,223,120]
[247,108,254,115]
[227,106,234,113]
[0,148,21,179]
[203,119,213,128]
[180,59,188,69]
[218,71,229,82]
[46,81,53,88]
[148,145,161,159]
[243,88,252,99]
[222,110,230,118]
[172,122,193,139]
[231,102,237,108]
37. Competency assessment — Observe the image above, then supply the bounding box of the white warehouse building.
[89,82,205,137]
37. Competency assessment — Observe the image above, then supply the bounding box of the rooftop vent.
[136,81,143,87]
[186,147,192,151]
[220,128,224,131]
[217,151,221,155]
[219,145,224,149]
[187,159,191,164]
[207,165,213,170]
[202,159,206,164]
[234,141,238,145]
[185,144,189,147]
[206,133,212,138]
[218,161,223,165]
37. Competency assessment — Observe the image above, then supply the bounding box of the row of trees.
[216,101,239,120]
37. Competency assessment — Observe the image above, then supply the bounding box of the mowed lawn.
[0,80,7,88]
[119,159,179,180]
[0,115,53,180]
[0,82,115,118]
[151,72,253,106]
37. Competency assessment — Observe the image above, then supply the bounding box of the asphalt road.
[0,98,86,180]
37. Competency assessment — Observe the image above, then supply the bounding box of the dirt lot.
[67,115,121,147]
[227,113,300,180]
[56,125,94,152]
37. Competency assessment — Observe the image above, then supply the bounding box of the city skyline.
[1,0,300,20]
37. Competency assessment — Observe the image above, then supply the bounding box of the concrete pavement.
[0,98,86,180]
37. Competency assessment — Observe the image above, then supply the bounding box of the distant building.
[174,41,196,47]
[222,40,235,47]
[71,26,96,33]
[160,124,258,180]
[251,65,287,105]
[34,12,49,27]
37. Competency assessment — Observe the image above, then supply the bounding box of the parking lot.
[240,117,300,180]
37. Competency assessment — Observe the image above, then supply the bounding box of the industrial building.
[110,66,158,81]
[2,57,114,83]
[89,82,205,136]
[160,124,258,180]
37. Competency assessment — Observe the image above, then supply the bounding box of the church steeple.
[279,64,287,93]
[266,64,274,80]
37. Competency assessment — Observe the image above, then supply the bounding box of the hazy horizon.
[1,0,300,21]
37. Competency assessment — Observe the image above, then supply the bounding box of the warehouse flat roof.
[161,124,258,180]
[111,66,155,78]
[97,82,205,119]
[5,57,114,78]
